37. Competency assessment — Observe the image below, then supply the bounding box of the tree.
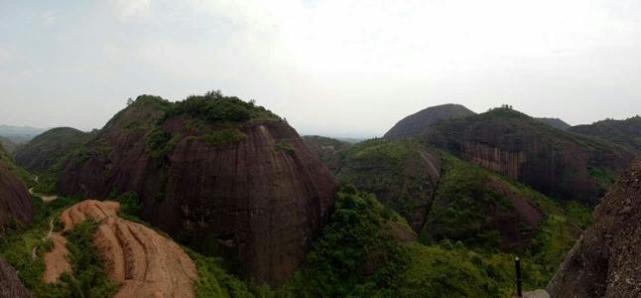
[127,98,134,106]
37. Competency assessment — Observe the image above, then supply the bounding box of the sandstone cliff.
[0,145,33,231]
[425,108,636,204]
[547,160,641,297]
[58,94,338,285]
[0,259,31,298]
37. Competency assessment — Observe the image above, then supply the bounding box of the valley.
[1,94,640,297]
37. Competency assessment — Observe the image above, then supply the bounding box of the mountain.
[569,116,641,152]
[423,107,636,204]
[536,117,571,130]
[547,160,641,297]
[0,144,33,231]
[337,139,441,232]
[384,104,475,139]
[302,135,351,172]
[57,93,338,285]
[0,259,30,298]
[0,137,18,154]
[0,125,47,143]
[14,127,93,173]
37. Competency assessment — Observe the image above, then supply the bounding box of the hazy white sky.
[1,0,640,137]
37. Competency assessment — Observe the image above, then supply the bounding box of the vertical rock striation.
[59,95,338,285]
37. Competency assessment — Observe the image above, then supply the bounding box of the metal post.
[515,257,523,297]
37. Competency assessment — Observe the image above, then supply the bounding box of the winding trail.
[28,176,58,203]
[43,200,198,298]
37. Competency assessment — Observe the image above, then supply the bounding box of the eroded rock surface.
[0,259,31,298]
[0,150,33,231]
[547,160,641,297]
[425,108,635,204]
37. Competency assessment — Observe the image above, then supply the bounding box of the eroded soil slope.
[44,200,198,298]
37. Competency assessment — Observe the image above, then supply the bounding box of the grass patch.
[199,129,247,147]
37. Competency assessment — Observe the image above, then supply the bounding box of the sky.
[1,0,640,138]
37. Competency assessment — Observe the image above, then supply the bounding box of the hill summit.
[384,103,475,139]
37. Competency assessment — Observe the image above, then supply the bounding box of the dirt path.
[43,200,198,298]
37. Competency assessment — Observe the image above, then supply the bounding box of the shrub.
[199,129,248,147]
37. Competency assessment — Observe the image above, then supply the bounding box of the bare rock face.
[59,95,338,285]
[547,160,641,298]
[0,259,31,298]
[425,108,636,204]
[0,148,33,231]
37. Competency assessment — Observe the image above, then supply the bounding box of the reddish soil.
[44,200,198,298]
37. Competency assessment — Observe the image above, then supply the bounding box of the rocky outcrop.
[547,160,641,297]
[0,259,31,298]
[425,108,636,204]
[384,104,475,140]
[0,146,33,231]
[337,139,441,232]
[14,127,93,173]
[461,142,527,180]
[58,95,338,285]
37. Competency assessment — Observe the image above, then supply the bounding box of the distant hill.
[302,135,351,173]
[423,107,636,204]
[0,136,18,154]
[0,124,47,142]
[384,104,475,139]
[536,117,571,130]
[14,127,94,173]
[569,116,641,152]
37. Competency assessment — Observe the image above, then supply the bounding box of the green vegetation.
[421,153,512,249]
[589,166,618,196]
[285,188,410,297]
[337,139,435,227]
[147,128,181,160]
[199,129,248,147]
[116,192,142,221]
[0,143,35,187]
[61,220,119,297]
[0,196,83,297]
[275,141,296,155]
[164,90,279,124]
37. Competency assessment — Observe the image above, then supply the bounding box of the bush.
[287,190,409,297]
[199,129,248,147]
[164,91,278,124]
